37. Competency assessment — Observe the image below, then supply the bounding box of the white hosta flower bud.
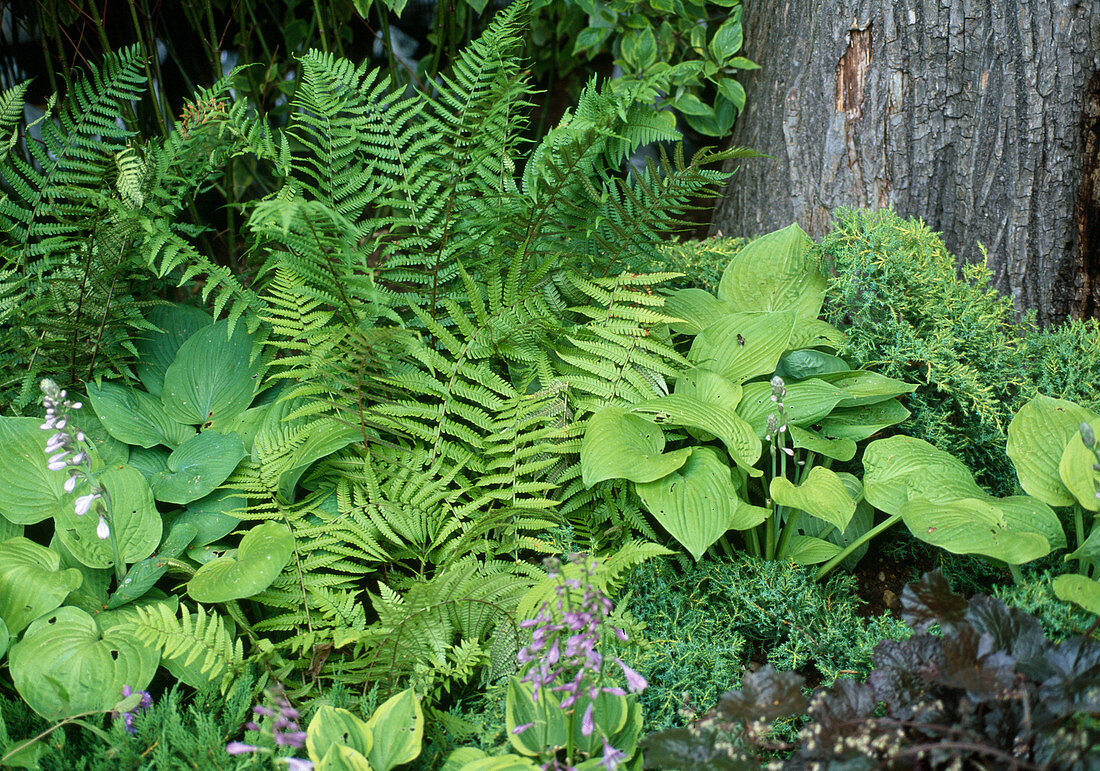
[96,515,110,540]
[74,493,98,516]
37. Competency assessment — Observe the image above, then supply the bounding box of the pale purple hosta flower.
[612,658,647,693]
[598,737,627,770]
[225,742,260,755]
[114,684,153,735]
[230,682,310,766]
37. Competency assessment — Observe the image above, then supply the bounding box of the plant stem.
[1008,563,1024,585]
[814,512,902,581]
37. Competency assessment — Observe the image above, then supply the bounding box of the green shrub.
[994,569,1097,642]
[1022,317,1100,415]
[650,236,747,293]
[620,556,909,730]
[813,208,1029,495]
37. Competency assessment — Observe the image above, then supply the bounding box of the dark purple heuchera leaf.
[899,569,967,632]
[805,678,877,734]
[715,665,807,722]
[964,595,1049,668]
[938,624,1017,699]
[1036,637,1100,716]
[868,634,943,717]
[639,727,756,771]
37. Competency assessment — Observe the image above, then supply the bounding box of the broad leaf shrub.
[642,570,1100,770]
[621,556,909,731]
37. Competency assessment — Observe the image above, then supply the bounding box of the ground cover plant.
[3,3,1100,769]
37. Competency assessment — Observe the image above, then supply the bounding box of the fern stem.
[126,0,169,136]
[311,0,331,53]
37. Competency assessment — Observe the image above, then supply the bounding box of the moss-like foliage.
[1022,317,1100,414]
[649,236,747,293]
[620,556,909,730]
[994,569,1097,642]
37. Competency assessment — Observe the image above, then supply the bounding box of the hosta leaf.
[55,464,162,569]
[87,381,195,449]
[580,405,690,486]
[717,223,824,320]
[1008,395,1097,508]
[506,677,568,757]
[636,447,754,560]
[689,311,794,384]
[737,379,849,437]
[171,490,246,547]
[900,497,1051,564]
[774,350,849,380]
[9,606,158,720]
[0,417,75,525]
[1053,574,1100,615]
[0,537,83,634]
[819,370,917,407]
[788,425,856,461]
[187,522,294,602]
[818,399,910,442]
[307,706,373,766]
[150,431,246,504]
[162,320,263,425]
[1059,427,1100,512]
[770,466,855,532]
[785,535,842,565]
[863,436,986,515]
[365,688,424,771]
[663,288,738,335]
[135,303,213,397]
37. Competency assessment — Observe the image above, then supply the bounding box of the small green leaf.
[1059,428,1100,511]
[737,379,849,437]
[788,425,856,462]
[708,15,743,60]
[365,688,423,771]
[785,535,842,565]
[818,399,911,442]
[580,405,690,486]
[1053,574,1100,615]
[306,706,373,765]
[506,677,568,757]
[716,78,746,112]
[187,522,294,603]
[819,370,916,407]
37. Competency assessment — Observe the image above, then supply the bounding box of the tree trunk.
[709,1,1100,326]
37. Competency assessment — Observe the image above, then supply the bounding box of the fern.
[123,603,244,691]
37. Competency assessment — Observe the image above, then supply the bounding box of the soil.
[851,543,937,618]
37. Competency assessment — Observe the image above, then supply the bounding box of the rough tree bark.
[709,1,1100,326]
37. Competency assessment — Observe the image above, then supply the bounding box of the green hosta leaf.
[770,466,855,532]
[171,491,246,547]
[633,369,761,473]
[663,289,738,335]
[818,399,911,442]
[717,223,823,319]
[150,431,246,505]
[87,381,195,449]
[106,523,196,609]
[307,706,373,766]
[506,677,568,757]
[126,446,171,479]
[580,405,690,486]
[9,606,158,720]
[774,351,849,380]
[1053,574,1100,615]
[787,319,845,350]
[50,534,111,616]
[819,370,917,407]
[788,425,856,461]
[55,465,162,569]
[0,417,77,525]
[187,522,294,603]
[737,379,849,437]
[689,312,795,384]
[74,401,129,466]
[136,304,213,397]
[162,320,263,425]
[365,688,423,771]
[275,420,360,502]
[440,750,540,770]
[863,436,985,515]
[1066,525,1100,566]
[1059,428,1100,512]
[317,744,372,770]
[1008,395,1097,508]
[996,495,1065,552]
[0,617,8,660]
[785,535,842,565]
[900,497,1052,564]
[636,447,759,561]
[0,537,82,634]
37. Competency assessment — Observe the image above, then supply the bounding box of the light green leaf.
[150,431,246,505]
[306,706,373,766]
[788,425,856,461]
[580,405,690,486]
[774,351,849,380]
[162,320,263,425]
[135,304,213,397]
[633,369,761,472]
[737,379,849,437]
[1007,395,1097,508]
[689,312,795,384]
[171,490,246,547]
[770,466,856,532]
[187,522,294,603]
[900,497,1052,564]
[0,417,75,525]
[717,223,823,319]
[506,677,568,757]
[87,381,195,449]
[818,399,911,441]
[819,370,917,407]
[636,447,755,560]
[1053,574,1100,615]
[126,445,171,479]
[55,464,162,569]
[785,535,842,565]
[1059,428,1100,512]
[863,436,985,516]
[708,15,743,60]
[0,537,83,634]
[663,289,738,335]
[9,606,158,720]
[716,78,746,112]
[365,688,424,771]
